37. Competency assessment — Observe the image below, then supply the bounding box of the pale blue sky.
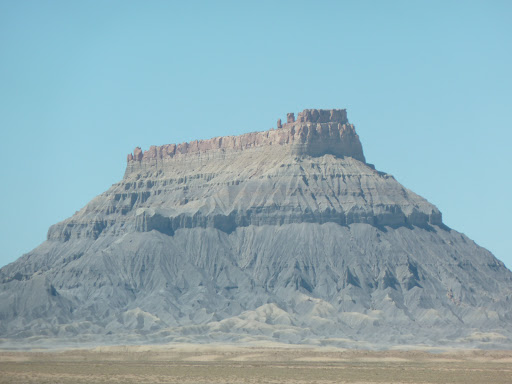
[1,1,511,269]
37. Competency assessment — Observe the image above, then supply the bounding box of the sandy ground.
[1,344,512,383]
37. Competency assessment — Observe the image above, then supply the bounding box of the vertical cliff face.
[125,108,365,176]
[1,109,511,349]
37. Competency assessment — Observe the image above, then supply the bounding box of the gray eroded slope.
[1,109,511,349]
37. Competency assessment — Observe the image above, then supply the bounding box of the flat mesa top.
[126,108,365,164]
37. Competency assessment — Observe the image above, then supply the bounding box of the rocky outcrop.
[296,108,348,123]
[57,110,433,243]
[48,111,441,242]
[125,109,364,167]
[1,108,512,349]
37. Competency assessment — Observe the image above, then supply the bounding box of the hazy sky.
[1,1,511,269]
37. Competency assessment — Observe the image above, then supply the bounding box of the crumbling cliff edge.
[125,109,365,177]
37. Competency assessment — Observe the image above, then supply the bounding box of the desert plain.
[1,344,511,384]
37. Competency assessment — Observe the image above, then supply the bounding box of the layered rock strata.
[1,108,511,349]
[48,109,439,242]
[126,109,363,167]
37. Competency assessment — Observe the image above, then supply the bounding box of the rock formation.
[1,109,511,349]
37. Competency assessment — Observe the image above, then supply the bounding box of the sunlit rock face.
[1,109,511,349]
